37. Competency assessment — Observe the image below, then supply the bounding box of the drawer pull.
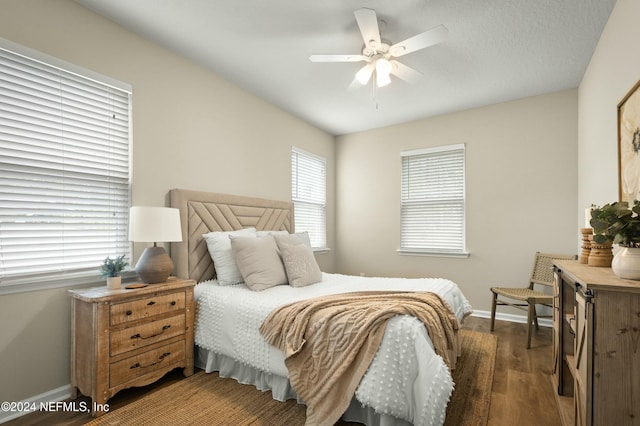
[130,352,171,370]
[130,325,171,340]
[147,301,156,306]
[126,310,132,316]
[170,301,177,306]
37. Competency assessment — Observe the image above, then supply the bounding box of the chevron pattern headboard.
[169,189,294,283]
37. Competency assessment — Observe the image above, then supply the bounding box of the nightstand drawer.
[110,292,185,326]
[110,340,185,388]
[110,314,186,356]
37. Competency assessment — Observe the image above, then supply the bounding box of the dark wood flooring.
[5,316,561,426]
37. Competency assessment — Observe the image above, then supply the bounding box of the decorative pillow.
[202,228,256,285]
[274,234,322,287]
[269,231,312,248]
[230,235,288,291]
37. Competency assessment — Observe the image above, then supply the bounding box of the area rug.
[85,329,496,426]
[444,329,497,426]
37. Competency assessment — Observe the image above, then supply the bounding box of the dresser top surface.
[554,259,640,293]
[68,276,195,302]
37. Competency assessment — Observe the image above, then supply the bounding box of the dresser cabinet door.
[552,271,562,391]
[574,288,589,426]
[592,291,640,425]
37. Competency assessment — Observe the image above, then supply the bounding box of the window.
[400,144,467,257]
[291,147,326,250]
[0,39,132,293]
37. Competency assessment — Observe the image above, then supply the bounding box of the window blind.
[291,147,326,249]
[0,42,132,290]
[400,144,466,255]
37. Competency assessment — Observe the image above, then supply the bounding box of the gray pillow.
[230,235,288,291]
[274,234,322,287]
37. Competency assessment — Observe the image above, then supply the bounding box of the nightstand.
[69,277,195,416]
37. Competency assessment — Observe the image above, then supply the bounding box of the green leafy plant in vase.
[100,255,128,289]
[590,200,640,278]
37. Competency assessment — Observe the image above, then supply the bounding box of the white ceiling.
[77,0,616,136]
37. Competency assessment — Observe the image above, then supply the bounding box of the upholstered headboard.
[169,189,294,282]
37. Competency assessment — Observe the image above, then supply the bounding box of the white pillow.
[274,234,322,287]
[202,228,256,285]
[230,235,288,291]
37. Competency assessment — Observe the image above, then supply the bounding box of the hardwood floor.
[464,316,562,426]
[5,317,561,426]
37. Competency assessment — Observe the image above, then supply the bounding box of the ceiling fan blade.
[309,54,366,62]
[354,8,381,49]
[389,24,448,57]
[390,60,423,84]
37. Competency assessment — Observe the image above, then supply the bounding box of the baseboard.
[470,309,552,328]
[0,385,70,424]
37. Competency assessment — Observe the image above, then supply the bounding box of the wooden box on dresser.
[552,259,640,426]
[68,277,196,416]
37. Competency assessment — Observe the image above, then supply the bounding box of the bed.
[169,189,472,426]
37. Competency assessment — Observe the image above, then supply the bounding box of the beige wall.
[0,0,335,404]
[336,90,579,313]
[579,0,640,213]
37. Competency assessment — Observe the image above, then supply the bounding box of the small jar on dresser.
[68,276,195,416]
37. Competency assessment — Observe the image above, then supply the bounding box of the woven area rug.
[85,329,496,426]
[444,329,497,426]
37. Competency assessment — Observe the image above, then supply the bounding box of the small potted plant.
[590,200,640,278]
[100,255,128,290]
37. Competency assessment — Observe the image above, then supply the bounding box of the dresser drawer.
[110,340,185,388]
[110,292,185,326]
[110,314,186,357]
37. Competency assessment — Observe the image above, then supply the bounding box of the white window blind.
[0,41,132,291]
[400,144,467,256]
[291,147,326,249]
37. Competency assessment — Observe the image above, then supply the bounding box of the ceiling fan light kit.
[310,8,448,90]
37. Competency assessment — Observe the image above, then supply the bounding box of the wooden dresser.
[69,277,195,416]
[552,260,640,426]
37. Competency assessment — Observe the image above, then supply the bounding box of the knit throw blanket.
[259,291,460,426]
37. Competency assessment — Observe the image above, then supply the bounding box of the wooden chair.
[490,252,576,348]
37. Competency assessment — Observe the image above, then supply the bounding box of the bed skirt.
[195,345,412,426]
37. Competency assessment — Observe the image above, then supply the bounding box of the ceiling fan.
[310,8,448,89]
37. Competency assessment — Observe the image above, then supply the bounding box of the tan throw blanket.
[259,291,460,426]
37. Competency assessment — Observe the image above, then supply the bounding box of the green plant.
[99,255,128,277]
[590,200,640,247]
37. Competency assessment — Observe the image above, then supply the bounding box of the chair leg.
[490,292,497,331]
[527,301,535,349]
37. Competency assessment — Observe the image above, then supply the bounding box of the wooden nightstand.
[69,277,195,416]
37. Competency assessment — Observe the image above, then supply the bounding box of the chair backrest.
[530,252,576,287]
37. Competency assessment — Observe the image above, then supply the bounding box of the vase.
[587,241,613,267]
[611,247,640,280]
[106,276,122,290]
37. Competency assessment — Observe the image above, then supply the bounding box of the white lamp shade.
[376,58,392,87]
[129,206,182,243]
[355,63,374,85]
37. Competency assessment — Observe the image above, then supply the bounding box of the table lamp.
[129,206,183,284]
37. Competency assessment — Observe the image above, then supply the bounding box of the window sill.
[313,247,331,255]
[397,249,470,259]
[0,270,138,295]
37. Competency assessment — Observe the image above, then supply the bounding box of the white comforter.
[194,272,472,426]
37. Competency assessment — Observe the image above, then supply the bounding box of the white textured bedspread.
[194,272,472,426]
